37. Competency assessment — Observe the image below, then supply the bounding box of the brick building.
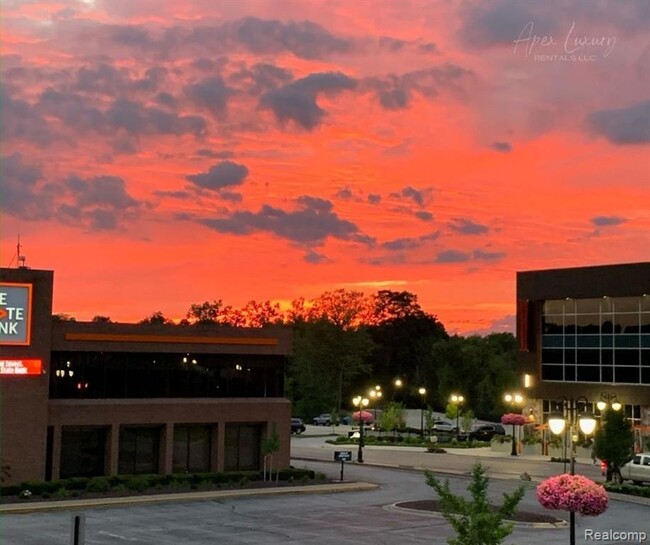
[0,267,292,485]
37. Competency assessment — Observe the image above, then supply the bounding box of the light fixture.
[524,374,533,388]
[598,393,622,412]
[579,412,597,435]
[548,413,566,435]
[504,392,524,405]
[418,387,426,396]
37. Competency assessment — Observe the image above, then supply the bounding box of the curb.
[0,482,379,515]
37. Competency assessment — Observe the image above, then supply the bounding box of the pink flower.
[501,413,528,426]
[537,474,608,516]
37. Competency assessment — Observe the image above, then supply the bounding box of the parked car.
[468,424,506,442]
[291,418,306,434]
[619,453,650,485]
[313,414,337,426]
[431,420,456,433]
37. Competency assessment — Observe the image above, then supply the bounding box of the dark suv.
[291,418,306,434]
[468,424,506,442]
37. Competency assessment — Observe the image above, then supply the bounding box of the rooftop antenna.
[14,235,27,268]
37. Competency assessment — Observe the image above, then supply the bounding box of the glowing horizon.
[1,1,648,336]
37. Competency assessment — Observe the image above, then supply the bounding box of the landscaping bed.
[1,468,321,504]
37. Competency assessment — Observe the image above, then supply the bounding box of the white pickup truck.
[620,452,650,485]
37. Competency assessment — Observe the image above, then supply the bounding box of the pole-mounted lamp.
[547,397,597,545]
[504,392,524,456]
[418,387,427,438]
[450,393,464,438]
[596,392,621,412]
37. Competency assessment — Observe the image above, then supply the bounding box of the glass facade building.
[517,263,650,434]
[541,296,650,385]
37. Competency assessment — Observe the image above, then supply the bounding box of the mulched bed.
[396,500,564,524]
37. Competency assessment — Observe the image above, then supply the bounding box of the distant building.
[517,262,650,446]
[0,267,291,485]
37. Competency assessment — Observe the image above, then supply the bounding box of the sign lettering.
[0,283,32,346]
[0,359,42,375]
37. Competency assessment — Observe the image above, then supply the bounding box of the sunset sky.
[2,0,649,334]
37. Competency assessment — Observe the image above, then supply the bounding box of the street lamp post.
[418,387,427,438]
[596,392,622,413]
[504,392,524,456]
[393,378,403,401]
[548,397,597,545]
[450,394,464,439]
[352,395,369,463]
[369,385,382,429]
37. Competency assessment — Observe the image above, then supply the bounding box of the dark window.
[564,349,576,364]
[542,349,563,364]
[564,365,576,381]
[642,350,650,366]
[602,350,614,365]
[576,335,599,348]
[601,366,613,382]
[614,350,640,366]
[615,335,640,348]
[541,365,563,381]
[61,427,108,479]
[173,425,212,473]
[614,367,639,384]
[542,335,563,348]
[224,424,261,471]
[576,366,599,382]
[642,368,650,384]
[576,349,599,365]
[118,427,160,475]
[50,351,285,399]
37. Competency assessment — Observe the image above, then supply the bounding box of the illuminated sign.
[0,359,42,375]
[0,283,32,345]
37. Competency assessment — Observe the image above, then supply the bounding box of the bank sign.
[0,283,33,346]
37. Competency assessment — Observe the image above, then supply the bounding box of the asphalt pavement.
[2,432,648,545]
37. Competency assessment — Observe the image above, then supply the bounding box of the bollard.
[70,513,85,545]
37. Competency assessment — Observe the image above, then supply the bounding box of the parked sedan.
[468,424,506,442]
[431,420,456,432]
[291,418,306,434]
[313,414,336,426]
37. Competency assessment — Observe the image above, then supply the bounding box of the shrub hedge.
[604,483,650,498]
[1,468,315,499]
